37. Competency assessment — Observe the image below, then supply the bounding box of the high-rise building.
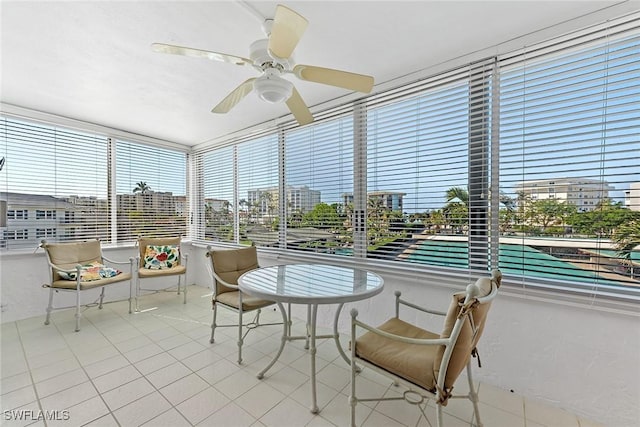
[514,178,613,212]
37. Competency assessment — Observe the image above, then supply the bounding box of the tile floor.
[1,285,602,427]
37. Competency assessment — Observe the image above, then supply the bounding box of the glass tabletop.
[238,264,384,304]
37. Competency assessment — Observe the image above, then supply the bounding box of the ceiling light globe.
[254,75,293,104]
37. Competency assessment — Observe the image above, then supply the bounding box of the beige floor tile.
[159,372,209,405]
[142,408,192,427]
[93,364,141,393]
[174,386,230,424]
[197,402,257,427]
[123,341,164,364]
[235,381,287,419]
[112,391,172,426]
[39,381,97,412]
[260,397,316,427]
[101,377,155,411]
[1,384,37,411]
[34,368,88,398]
[215,369,264,400]
[145,361,191,389]
[47,395,109,427]
[83,354,130,379]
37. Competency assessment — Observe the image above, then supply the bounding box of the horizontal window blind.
[498,14,640,293]
[284,115,354,255]
[0,116,109,250]
[238,134,279,247]
[115,140,187,243]
[197,145,235,244]
[366,67,478,267]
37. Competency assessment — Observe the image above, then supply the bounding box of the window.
[198,145,235,243]
[36,210,56,220]
[499,20,640,290]
[365,59,497,271]
[7,209,28,220]
[0,117,188,250]
[285,115,354,255]
[0,117,108,250]
[238,134,279,246]
[115,140,188,243]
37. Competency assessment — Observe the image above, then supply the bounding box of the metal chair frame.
[349,270,501,427]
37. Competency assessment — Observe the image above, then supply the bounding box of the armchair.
[349,269,502,427]
[206,245,285,364]
[134,236,188,312]
[40,239,135,332]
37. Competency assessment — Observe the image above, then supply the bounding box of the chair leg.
[182,275,187,304]
[135,276,140,312]
[210,302,218,344]
[305,305,311,349]
[467,361,483,427]
[436,403,444,427]
[98,287,105,309]
[44,287,54,325]
[74,288,81,332]
[237,307,244,364]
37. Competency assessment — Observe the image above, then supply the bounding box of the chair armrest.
[102,255,136,266]
[394,290,447,318]
[211,271,240,291]
[350,308,449,347]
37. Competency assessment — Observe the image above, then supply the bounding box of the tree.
[133,181,151,194]
[611,218,640,279]
[527,199,576,234]
[302,203,341,230]
[569,200,635,237]
[446,187,469,205]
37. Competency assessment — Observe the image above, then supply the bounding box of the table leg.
[257,301,288,380]
[332,303,362,373]
[309,303,319,414]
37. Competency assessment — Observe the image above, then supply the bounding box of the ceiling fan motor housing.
[254,69,293,103]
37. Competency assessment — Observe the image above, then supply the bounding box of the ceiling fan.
[151,4,374,126]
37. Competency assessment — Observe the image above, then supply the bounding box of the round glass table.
[238,263,384,413]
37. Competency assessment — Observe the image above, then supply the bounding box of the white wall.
[1,243,638,426]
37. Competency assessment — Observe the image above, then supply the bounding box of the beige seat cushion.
[215,290,275,311]
[52,272,133,290]
[44,240,132,290]
[138,265,186,278]
[210,246,259,294]
[355,317,440,391]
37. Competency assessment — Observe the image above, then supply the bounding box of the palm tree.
[445,187,469,205]
[612,219,640,279]
[133,181,151,194]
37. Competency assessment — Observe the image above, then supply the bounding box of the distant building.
[624,182,640,212]
[514,178,613,212]
[341,191,406,212]
[2,190,187,249]
[247,185,321,219]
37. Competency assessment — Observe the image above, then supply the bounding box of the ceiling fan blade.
[286,87,314,126]
[268,5,308,59]
[293,65,374,93]
[151,43,252,66]
[212,78,256,113]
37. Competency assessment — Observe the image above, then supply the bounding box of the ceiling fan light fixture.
[254,74,293,104]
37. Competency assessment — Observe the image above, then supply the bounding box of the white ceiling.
[1,1,638,147]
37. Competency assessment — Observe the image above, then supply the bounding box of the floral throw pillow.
[59,261,122,282]
[144,245,180,269]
